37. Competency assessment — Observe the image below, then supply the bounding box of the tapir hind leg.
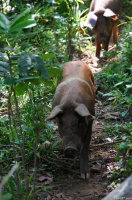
[80,122,93,179]
[113,25,118,44]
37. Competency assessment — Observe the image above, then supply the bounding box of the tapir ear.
[85,11,97,29]
[103,8,119,20]
[75,104,94,119]
[46,106,63,120]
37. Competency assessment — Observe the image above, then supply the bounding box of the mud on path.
[36,51,123,200]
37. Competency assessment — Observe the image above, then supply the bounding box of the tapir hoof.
[81,173,90,179]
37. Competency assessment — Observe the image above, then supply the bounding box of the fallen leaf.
[55,193,65,198]
[97,100,102,106]
[105,137,112,142]
[46,194,52,200]
[45,177,53,185]
[38,175,47,182]
[38,174,53,185]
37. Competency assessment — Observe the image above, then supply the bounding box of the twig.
[90,139,122,148]
[42,157,79,175]
[0,145,20,149]
[0,163,19,199]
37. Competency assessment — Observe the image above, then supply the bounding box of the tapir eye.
[105,17,110,23]
[76,116,82,124]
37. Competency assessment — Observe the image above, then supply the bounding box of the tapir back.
[90,0,122,14]
[61,61,94,93]
[52,61,95,115]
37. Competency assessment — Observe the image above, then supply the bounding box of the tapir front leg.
[113,25,118,44]
[80,122,93,179]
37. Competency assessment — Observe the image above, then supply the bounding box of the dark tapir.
[47,61,95,179]
[85,0,122,57]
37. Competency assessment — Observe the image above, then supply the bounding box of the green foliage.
[0,8,36,34]
[55,0,88,59]
[96,16,132,180]
[96,29,132,109]
[0,6,62,200]
[2,193,12,200]
[105,121,132,177]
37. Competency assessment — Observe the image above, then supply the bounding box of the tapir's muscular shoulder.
[61,61,94,93]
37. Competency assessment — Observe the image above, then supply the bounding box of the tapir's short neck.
[59,77,94,96]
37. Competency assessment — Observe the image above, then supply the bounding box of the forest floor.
[36,48,125,200]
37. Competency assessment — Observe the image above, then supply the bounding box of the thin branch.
[7,52,29,199]
[0,163,19,200]
[90,139,122,148]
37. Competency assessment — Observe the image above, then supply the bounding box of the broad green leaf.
[2,193,12,200]
[0,62,10,77]
[43,79,54,87]
[32,55,48,79]
[76,0,84,4]
[41,6,55,15]
[51,140,62,149]
[30,77,43,85]
[122,136,127,141]
[0,52,6,58]
[18,53,47,79]
[48,67,62,77]
[126,84,132,88]
[0,46,14,52]
[36,152,40,158]
[0,116,9,122]
[0,12,10,33]
[18,52,32,76]
[10,21,36,32]
[10,8,32,27]
[10,8,36,32]
[0,61,10,71]
[41,53,55,59]
[121,110,127,117]
[103,92,113,97]
[16,76,42,86]
[0,72,6,77]
[23,23,37,29]
[114,81,124,87]
[107,97,115,101]
[15,76,40,82]
[119,142,127,150]
[14,82,27,96]
[4,77,16,85]
[10,17,36,32]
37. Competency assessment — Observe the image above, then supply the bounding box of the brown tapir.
[85,0,122,58]
[47,61,95,179]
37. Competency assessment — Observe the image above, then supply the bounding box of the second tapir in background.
[85,0,122,58]
[47,61,95,179]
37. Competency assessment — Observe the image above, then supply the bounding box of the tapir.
[47,61,95,179]
[85,0,122,57]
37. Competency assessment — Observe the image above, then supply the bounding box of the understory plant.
[0,7,62,200]
[96,17,132,179]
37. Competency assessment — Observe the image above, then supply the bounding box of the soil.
[36,49,124,200]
